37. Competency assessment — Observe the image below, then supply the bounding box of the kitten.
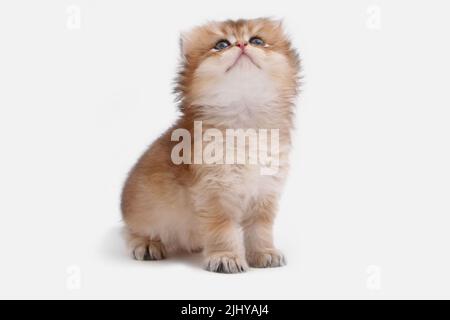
[121,18,300,273]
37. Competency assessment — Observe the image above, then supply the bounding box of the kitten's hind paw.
[205,253,249,274]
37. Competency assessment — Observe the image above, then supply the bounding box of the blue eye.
[214,40,231,51]
[249,37,265,46]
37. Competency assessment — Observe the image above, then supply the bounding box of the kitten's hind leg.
[125,230,167,261]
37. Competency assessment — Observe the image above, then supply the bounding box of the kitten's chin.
[226,53,260,72]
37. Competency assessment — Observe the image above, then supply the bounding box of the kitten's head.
[175,18,300,112]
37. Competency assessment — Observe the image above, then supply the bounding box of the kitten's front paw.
[247,249,286,268]
[205,253,249,274]
[132,241,166,261]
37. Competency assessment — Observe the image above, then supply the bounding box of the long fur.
[121,18,300,273]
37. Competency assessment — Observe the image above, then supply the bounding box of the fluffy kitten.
[121,18,300,273]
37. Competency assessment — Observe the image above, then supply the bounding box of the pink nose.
[237,42,247,50]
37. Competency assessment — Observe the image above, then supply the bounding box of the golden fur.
[121,18,300,273]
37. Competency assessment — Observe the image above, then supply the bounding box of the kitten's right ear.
[179,29,195,58]
[180,22,220,58]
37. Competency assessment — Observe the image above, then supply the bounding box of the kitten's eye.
[214,40,231,51]
[249,37,265,46]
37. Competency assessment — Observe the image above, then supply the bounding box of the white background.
[0,0,449,299]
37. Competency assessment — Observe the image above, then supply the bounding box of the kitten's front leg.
[197,200,248,273]
[243,195,286,268]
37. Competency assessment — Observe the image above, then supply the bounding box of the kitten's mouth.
[226,52,260,72]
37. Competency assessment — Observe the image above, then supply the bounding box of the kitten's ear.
[179,31,186,57]
[179,22,219,58]
[179,28,198,58]
[268,18,285,31]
